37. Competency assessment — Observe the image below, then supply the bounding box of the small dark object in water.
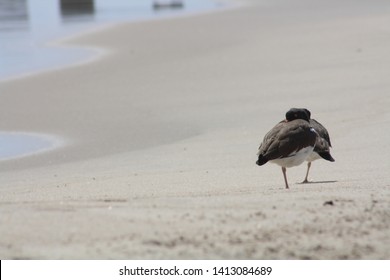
[153,1,184,10]
[323,200,334,206]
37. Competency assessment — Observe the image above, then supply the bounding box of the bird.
[300,116,335,183]
[256,108,317,189]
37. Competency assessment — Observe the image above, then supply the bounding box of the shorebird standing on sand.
[256,108,317,189]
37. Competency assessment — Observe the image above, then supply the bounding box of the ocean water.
[0,0,222,80]
[0,132,61,161]
[0,0,222,161]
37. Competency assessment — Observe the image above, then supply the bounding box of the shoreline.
[0,0,246,171]
[0,131,64,162]
[0,0,238,83]
[0,0,240,162]
[0,0,389,259]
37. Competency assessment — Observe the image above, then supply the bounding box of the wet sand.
[0,0,389,259]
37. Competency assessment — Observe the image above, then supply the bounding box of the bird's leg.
[282,167,289,189]
[302,162,311,184]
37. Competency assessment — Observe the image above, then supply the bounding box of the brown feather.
[257,119,316,163]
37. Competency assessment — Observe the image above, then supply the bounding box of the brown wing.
[310,119,335,161]
[313,135,331,153]
[310,119,332,147]
[258,119,317,162]
[257,121,284,155]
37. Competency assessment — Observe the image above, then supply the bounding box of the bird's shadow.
[297,180,338,185]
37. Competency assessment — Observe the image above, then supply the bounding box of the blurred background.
[0,0,221,79]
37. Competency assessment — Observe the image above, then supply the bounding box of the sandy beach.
[0,0,389,259]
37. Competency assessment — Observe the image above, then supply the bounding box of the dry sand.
[0,0,389,259]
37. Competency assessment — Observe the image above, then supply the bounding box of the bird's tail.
[256,155,268,166]
[318,152,335,162]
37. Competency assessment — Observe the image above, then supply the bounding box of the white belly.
[306,151,321,162]
[270,146,314,168]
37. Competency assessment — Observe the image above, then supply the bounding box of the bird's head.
[285,108,311,122]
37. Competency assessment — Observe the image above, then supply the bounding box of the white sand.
[0,0,389,259]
